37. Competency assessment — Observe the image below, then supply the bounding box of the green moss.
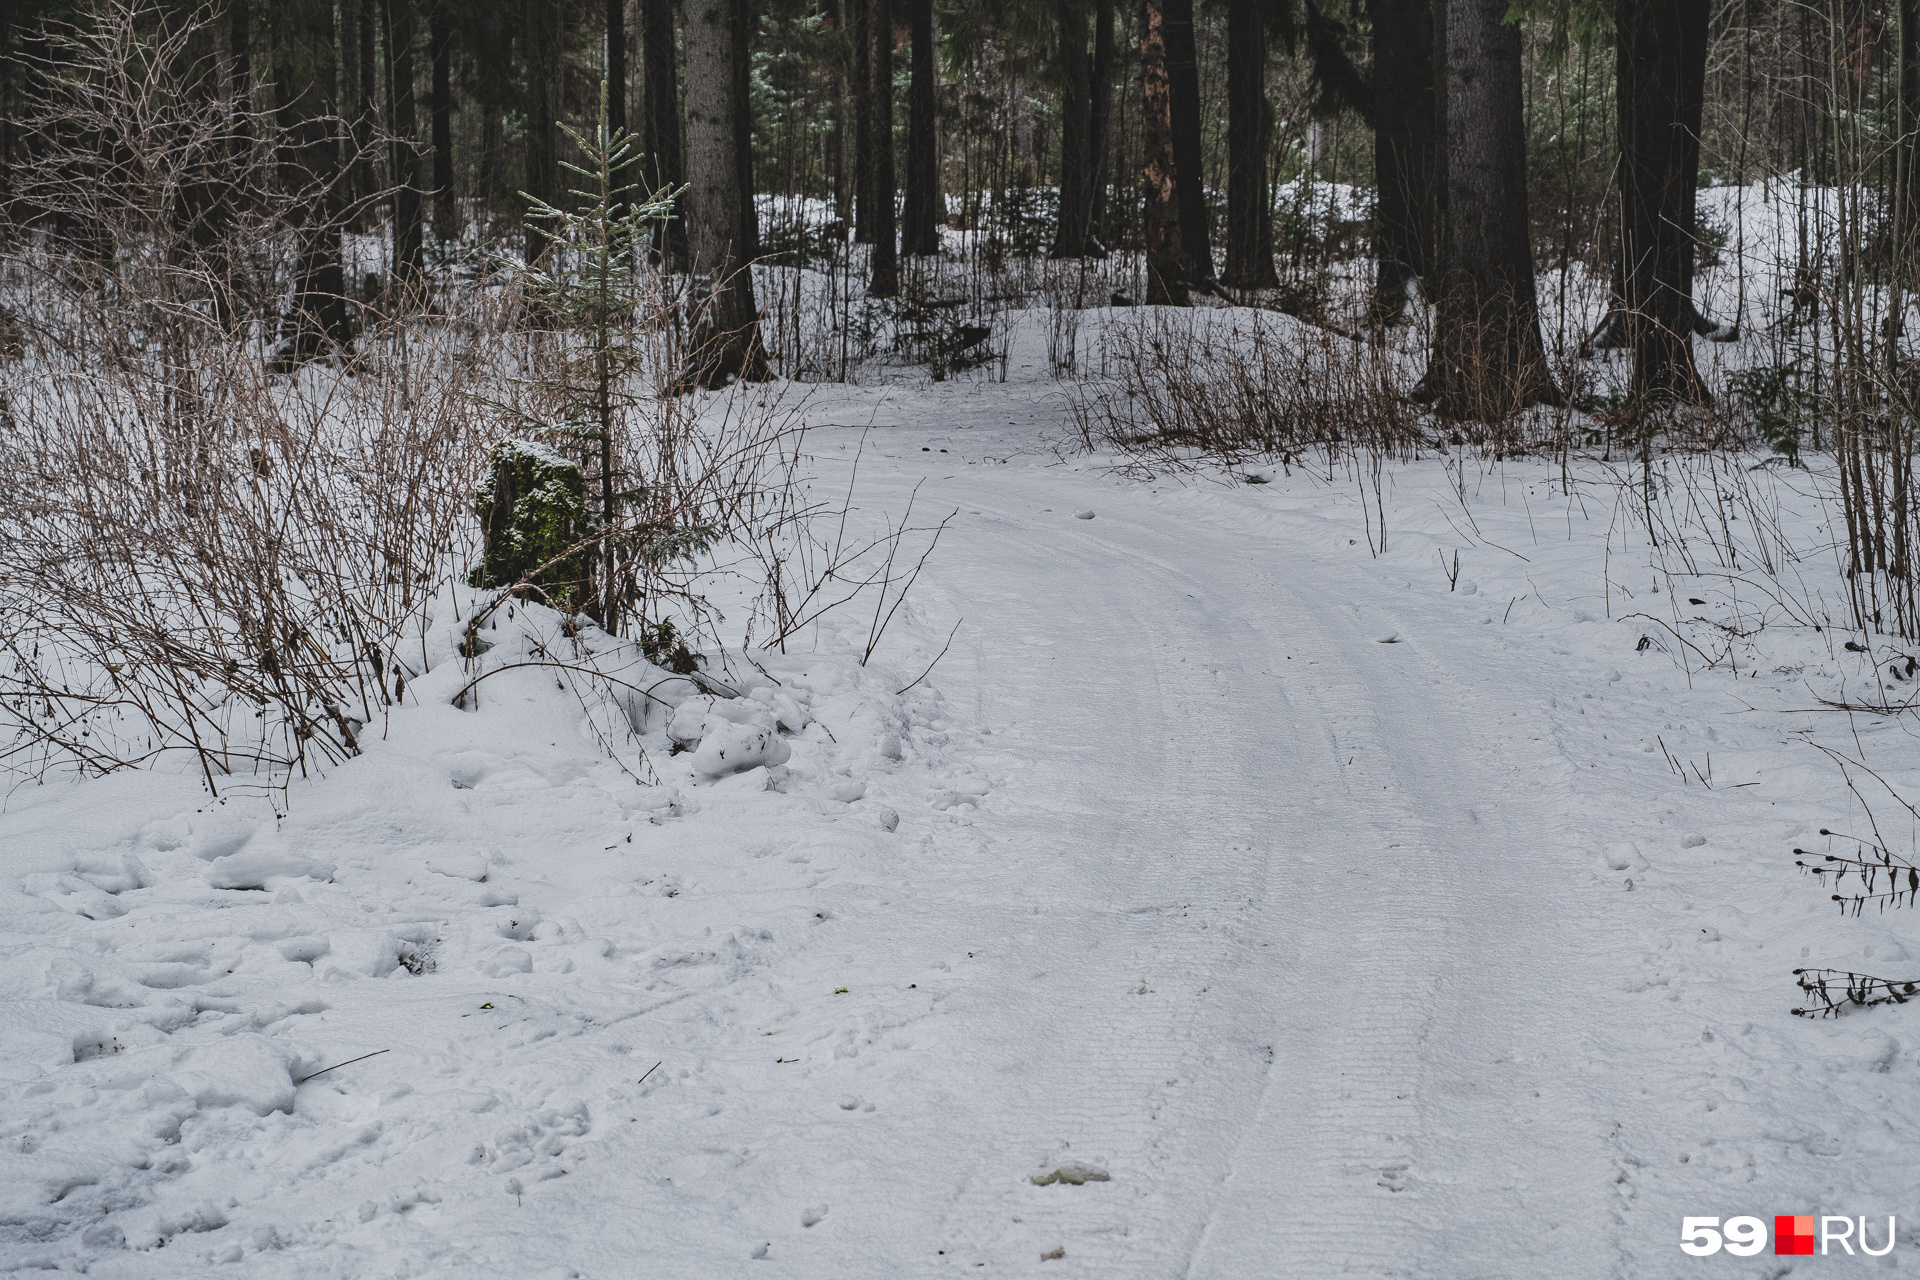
[471,440,591,611]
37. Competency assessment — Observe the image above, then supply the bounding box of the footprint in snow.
[1072,509,1095,519]
[801,1205,828,1227]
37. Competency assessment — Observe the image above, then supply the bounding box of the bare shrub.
[1072,308,1424,470]
[0,2,478,791]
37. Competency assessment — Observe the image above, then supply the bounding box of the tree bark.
[354,0,378,223]
[606,0,629,235]
[1162,0,1210,281]
[1050,0,1093,258]
[682,0,769,383]
[387,0,424,286]
[866,0,898,295]
[1222,0,1276,288]
[1088,0,1114,249]
[640,0,687,267]
[850,0,872,242]
[430,5,455,238]
[1141,0,1188,304]
[903,0,940,254]
[273,0,350,358]
[523,0,562,268]
[1365,0,1434,321]
[733,0,758,260]
[1903,0,1920,263]
[1421,0,1559,418]
[828,0,850,231]
[1616,0,1709,402]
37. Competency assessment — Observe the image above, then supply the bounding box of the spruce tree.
[512,83,707,636]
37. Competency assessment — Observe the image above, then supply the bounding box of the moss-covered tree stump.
[472,440,591,612]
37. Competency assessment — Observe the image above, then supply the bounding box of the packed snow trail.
[866,457,1626,1277]
[9,388,1920,1278]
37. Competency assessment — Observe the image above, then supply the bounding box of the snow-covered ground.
[7,310,1920,1278]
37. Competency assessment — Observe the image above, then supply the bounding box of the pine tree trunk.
[683,0,770,383]
[274,0,350,358]
[387,0,424,286]
[523,0,562,269]
[480,108,504,214]
[1903,0,1920,263]
[733,0,758,260]
[1140,0,1188,304]
[1222,0,1275,288]
[180,17,236,321]
[640,0,687,268]
[866,0,898,295]
[1617,0,1708,402]
[1051,0,1093,258]
[1088,0,1114,250]
[355,0,378,225]
[1422,0,1558,419]
[430,5,455,239]
[607,0,630,230]
[1162,0,1210,281]
[1365,0,1433,321]
[829,0,850,231]
[850,0,873,242]
[903,0,940,254]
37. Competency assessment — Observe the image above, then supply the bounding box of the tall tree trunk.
[1903,0,1920,262]
[1365,0,1435,322]
[829,0,850,231]
[1421,0,1559,418]
[1088,0,1114,249]
[355,0,378,223]
[1162,0,1210,281]
[733,0,758,260]
[866,0,898,294]
[230,0,254,176]
[1050,0,1093,258]
[683,0,770,383]
[1617,0,1709,403]
[903,0,939,254]
[606,0,628,227]
[1222,0,1275,287]
[1141,0,1188,303]
[850,0,873,242]
[480,108,505,214]
[274,0,350,359]
[640,0,687,267]
[430,5,454,239]
[523,0,561,268]
[180,17,236,321]
[387,0,424,286]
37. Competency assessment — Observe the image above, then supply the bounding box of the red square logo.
[1776,1216,1816,1255]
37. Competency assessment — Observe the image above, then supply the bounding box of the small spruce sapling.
[504,81,711,637]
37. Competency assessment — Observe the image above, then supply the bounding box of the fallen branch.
[295,1048,390,1085]
[896,618,963,696]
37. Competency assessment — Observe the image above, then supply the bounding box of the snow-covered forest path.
[10,380,1920,1279]
[857,434,1625,1276]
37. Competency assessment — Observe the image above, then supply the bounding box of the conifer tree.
[515,84,707,634]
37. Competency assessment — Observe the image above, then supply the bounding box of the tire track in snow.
[893,470,1624,1278]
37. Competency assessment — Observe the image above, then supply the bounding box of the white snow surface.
[7,331,1920,1276]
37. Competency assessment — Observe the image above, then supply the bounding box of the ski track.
[7,378,1920,1277]
[900,464,1623,1278]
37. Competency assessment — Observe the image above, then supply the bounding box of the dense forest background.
[0,0,1890,364]
[12,0,1920,781]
